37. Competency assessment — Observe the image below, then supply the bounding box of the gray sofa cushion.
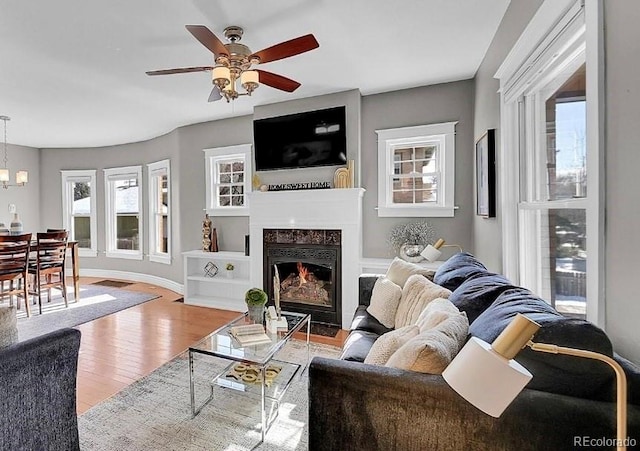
[340,329,380,362]
[470,288,614,400]
[350,305,393,336]
[433,252,489,291]
[449,274,517,323]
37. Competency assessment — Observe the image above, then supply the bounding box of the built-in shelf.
[183,250,252,311]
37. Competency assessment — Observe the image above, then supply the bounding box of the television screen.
[254,106,347,171]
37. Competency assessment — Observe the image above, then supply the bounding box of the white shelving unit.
[183,250,252,312]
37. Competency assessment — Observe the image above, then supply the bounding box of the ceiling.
[0,0,510,149]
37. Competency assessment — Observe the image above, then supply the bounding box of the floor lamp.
[443,313,628,451]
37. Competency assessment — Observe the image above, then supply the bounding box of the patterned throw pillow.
[364,325,420,365]
[366,277,403,329]
[386,257,436,288]
[394,274,451,329]
[415,297,462,332]
[386,312,469,374]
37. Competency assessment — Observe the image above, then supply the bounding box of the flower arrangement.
[226,263,235,271]
[388,221,436,251]
[245,288,268,307]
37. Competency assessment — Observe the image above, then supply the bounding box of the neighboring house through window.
[204,144,251,217]
[376,122,457,217]
[147,159,171,264]
[104,165,143,259]
[61,170,97,257]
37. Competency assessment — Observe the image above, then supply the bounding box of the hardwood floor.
[74,277,348,414]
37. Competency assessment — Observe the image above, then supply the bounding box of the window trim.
[376,122,457,217]
[60,169,97,257]
[204,144,252,217]
[104,165,143,260]
[147,159,171,265]
[495,0,604,326]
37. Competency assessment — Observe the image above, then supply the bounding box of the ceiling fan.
[146,25,319,103]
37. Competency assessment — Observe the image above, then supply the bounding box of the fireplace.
[263,229,341,325]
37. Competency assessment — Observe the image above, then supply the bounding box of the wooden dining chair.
[28,231,68,314]
[0,233,32,317]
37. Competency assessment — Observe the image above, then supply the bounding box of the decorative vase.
[10,213,23,235]
[247,304,265,325]
[399,243,425,263]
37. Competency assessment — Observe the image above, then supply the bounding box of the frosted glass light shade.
[16,170,28,184]
[240,70,258,86]
[0,169,8,182]
[443,337,533,418]
[212,66,231,86]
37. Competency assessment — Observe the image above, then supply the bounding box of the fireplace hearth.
[263,229,341,325]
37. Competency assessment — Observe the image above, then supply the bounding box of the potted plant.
[225,263,235,279]
[245,288,267,324]
[388,221,436,263]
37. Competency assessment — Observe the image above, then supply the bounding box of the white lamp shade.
[212,66,231,84]
[442,337,533,418]
[420,244,442,262]
[0,168,8,182]
[16,170,28,184]
[240,70,259,86]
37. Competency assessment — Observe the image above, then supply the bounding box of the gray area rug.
[79,340,341,450]
[17,284,158,342]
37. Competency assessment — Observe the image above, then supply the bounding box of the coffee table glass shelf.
[188,310,311,444]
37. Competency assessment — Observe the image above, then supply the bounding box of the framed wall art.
[476,129,496,218]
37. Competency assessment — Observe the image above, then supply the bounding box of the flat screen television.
[253,106,347,171]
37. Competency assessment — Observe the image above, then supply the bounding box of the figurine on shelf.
[202,213,219,252]
[267,265,288,332]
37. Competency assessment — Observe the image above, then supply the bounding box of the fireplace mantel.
[249,188,365,328]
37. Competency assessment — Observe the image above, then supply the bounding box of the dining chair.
[28,231,68,314]
[0,233,32,317]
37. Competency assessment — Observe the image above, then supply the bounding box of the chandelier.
[0,116,28,189]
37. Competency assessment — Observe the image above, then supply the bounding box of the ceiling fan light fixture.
[212,66,231,88]
[240,70,259,94]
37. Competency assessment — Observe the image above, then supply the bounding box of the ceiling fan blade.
[185,25,228,56]
[250,34,319,64]
[146,66,214,76]
[208,87,222,102]
[256,70,301,92]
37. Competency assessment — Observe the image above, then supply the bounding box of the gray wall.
[603,1,640,363]
[40,130,182,282]
[472,0,544,272]
[361,81,475,259]
[0,144,40,232]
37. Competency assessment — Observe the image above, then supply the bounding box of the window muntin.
[105,166,143,260]
[204,144,252,217]
[148,159,171,264]
[61,170,97,257]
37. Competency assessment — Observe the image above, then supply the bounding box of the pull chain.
[1,116,9,170]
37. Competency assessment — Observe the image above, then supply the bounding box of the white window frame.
[61,169,97,257]
[376,122,457,217]
[204,144,252,217]
[147,159,171,265]
[104,165,143,260]
[495,0,604,326]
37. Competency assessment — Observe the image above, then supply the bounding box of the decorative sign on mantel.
[267,182,331,191]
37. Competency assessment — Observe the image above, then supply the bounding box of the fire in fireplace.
[263,229,341,325]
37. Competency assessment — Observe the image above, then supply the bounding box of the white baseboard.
[80,268,184,295]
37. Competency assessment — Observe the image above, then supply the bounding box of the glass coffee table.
[188,310,311,444]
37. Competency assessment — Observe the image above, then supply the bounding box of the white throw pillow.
[364,325,420,365]
[394,274,451,329]
[385,312,469,374]
[366,277,403,328]
[415,297,461,332]
[386,257,436,288]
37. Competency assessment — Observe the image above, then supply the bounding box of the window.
[61,170,97,257]
[496,1,601,322]
[204,144,252,216]
[376,122,457,217]
[104,166,143,260]
[147,159,170,264]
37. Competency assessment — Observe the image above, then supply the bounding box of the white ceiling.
[0,0,510,149]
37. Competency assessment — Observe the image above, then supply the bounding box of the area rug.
[16,284,159,342]
[79,340,341,450]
